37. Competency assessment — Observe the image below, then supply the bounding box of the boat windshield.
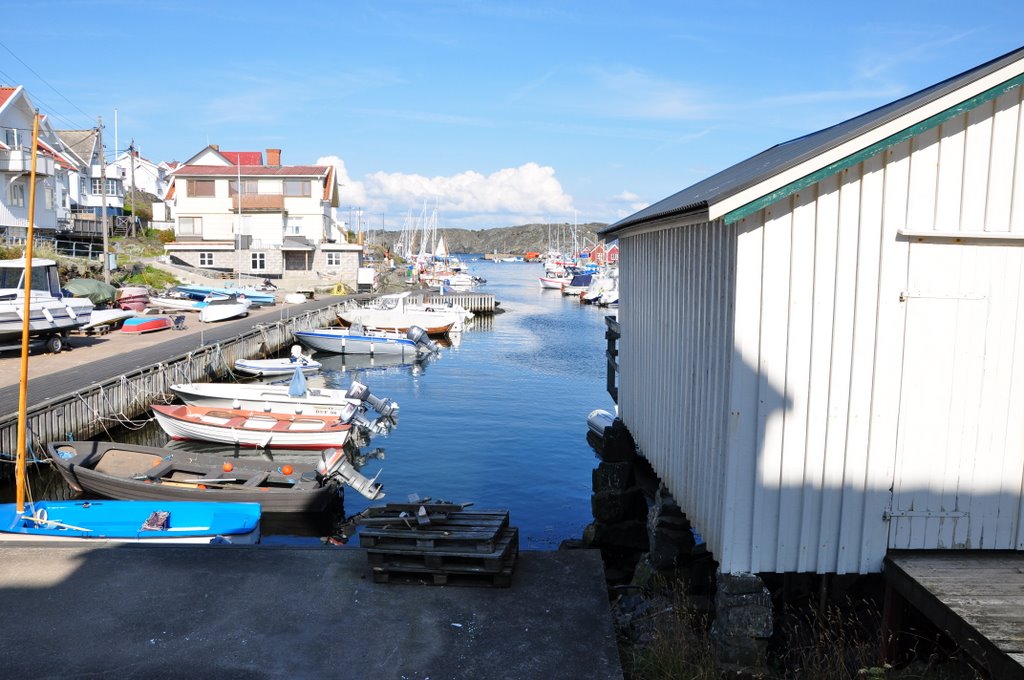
[0,265,60,295]
[0,267,23,290]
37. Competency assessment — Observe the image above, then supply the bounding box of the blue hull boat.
[176,284,276,306]
[0,499,261,543]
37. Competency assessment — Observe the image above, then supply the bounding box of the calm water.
[18,259,616,549]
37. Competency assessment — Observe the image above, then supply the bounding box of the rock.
[591,487,648,523]
[592,461,634,493]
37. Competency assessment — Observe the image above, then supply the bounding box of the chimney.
[266,148,281,166]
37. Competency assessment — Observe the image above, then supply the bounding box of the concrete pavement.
[0,544,622,680]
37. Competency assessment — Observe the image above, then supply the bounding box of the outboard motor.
[346,380,399,419]
[406,325,439,354]
[315,448,385,500]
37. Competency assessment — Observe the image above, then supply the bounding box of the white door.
[889,242,991,550]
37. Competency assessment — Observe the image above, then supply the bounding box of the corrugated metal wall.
[619,220,736,559]
[619,85,1024,575]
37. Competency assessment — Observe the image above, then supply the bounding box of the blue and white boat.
[294,325,438,357]
[0,499,261,543]
[176,284,276,306]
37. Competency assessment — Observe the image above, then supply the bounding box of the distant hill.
[368,222,608,256]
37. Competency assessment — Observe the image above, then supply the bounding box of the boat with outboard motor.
[46,440,384,509]
[152,403,353,449]
[234,345,322,377]
[169,369,398,435]
[294,324,437,357]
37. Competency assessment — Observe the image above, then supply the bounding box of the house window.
[251,253,266,270]
[4,128,16,148]
[228,179,260,195]
[199,252,214,266]
[285,217,303,235]
[326,252,342,266]
[89,178,120,196]
[187,179,216,197]
[178,217,202,236]
[9,183,25,208]
[44,186,53,210]
[283,179,310,197]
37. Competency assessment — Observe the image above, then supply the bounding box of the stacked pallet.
[358,501,518,587]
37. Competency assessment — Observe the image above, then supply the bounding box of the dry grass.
[616,577,987,680]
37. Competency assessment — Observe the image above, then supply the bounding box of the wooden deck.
[885,551,1024,679]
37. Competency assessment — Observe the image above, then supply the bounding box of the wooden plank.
[885,552,1024,679]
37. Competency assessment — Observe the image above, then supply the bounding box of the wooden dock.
[885,551,1024,679]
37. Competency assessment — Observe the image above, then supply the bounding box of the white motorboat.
[294,325,437,356]
[149,292,205,311]
[338,293,468,333]
[169,371,398,434]
[199,294,251,322]
[152,404,352,449]
[234,345,322,377]
[0,258,93,352]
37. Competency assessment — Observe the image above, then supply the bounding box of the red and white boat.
[538,273,571,290]
[121,315,174,334]
[151,404,352,449]
[117,286,150,311]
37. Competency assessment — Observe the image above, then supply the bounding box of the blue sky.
[4,1,1024,229]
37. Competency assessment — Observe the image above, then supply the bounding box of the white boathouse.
[601,46,1024,577]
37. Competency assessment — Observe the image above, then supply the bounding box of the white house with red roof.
[164,144,361,285]
[108,147,170,200]
[0,85,79,237]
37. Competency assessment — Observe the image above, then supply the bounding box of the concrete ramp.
[0,545,621,679]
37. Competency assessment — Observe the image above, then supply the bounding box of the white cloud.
[364,162,573,216]
[615,190,640,202]
[316,155,368,206]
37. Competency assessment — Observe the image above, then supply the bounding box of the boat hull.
[0,499,260,543]
[233,358,322,377]
[294,328,422,356]
[47,441,340,513]
[337,312,454,336]
[121,316,173,334]
[152,404,352,448]
[170,383,363,418]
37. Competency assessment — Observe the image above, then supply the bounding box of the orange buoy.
[222,461,234,473]
[281,465,294,475]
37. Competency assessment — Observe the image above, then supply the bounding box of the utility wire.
[0,38,94,127]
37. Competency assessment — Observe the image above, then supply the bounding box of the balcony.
[0,149,54,175]
[232,194,285,212]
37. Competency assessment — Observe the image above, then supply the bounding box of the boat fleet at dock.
[0,255,481,543]
[538,254,619,307]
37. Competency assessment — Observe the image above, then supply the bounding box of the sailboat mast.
[16,111,41,513]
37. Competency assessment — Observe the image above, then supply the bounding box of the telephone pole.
[98,116,109,283]
[128,139,137,236]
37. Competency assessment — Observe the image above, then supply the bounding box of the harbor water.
[20,258,617,548]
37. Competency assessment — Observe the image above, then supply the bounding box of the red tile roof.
[0,87,17,108]
[221,151,263,165]
[172,165,329,177]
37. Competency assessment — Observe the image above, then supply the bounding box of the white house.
[56,128,124,218]
[601,46,1024,577]
[108,147,169,199]
[0,86,78,237]
[164,145,361,285]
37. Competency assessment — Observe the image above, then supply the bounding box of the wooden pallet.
[369,527,518,588]
[359,511,510,552]
[360,502,518,587]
